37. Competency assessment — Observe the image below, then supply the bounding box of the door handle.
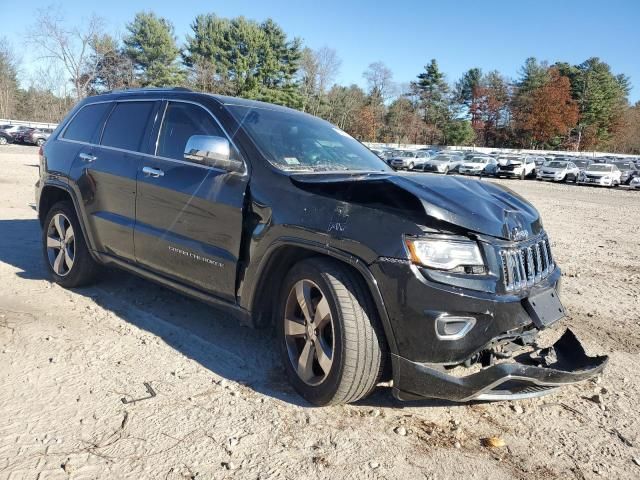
[79,153,97,162]
[142,166,165,178]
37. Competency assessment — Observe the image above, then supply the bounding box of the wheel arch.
[38,182,98,260]
[246,239,399,357]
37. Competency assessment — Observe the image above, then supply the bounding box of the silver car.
[422,154,464,174]
[537,160,580,183]
[578,163,622,187]
[389,150,431,170]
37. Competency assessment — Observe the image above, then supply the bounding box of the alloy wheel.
[0,137,6,145]
[284,279,335,386]
[46,213,75,277]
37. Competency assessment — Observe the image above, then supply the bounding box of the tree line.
[0,8,638,153]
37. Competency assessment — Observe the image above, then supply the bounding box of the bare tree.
[297,46,341,115]
[363,61,394,102]
[0,39,20,119]
[28,8,104,100]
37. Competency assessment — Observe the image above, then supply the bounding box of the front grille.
[500,235,555,292]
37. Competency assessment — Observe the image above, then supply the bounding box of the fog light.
[435,315,476,340]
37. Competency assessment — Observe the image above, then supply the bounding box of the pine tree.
[123,12,185,87]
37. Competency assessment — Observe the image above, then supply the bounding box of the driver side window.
[157,102,225,162]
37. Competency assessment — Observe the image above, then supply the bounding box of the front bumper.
[578,176,613,186]
[537,173,564,181]
[371,259,607,402]
[393,329,607,401]
[459,168,483,175]
[496,169,523,177]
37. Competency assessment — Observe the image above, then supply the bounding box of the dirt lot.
[0,145,639,479]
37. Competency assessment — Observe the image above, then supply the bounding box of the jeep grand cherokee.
[36,88,607,405]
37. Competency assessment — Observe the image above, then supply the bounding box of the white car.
[577,163,622,187]
[537,160,581,182]
[458,156,498,175]
[495,155,537,179]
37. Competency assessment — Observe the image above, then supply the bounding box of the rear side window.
[101,101,156,152]
[157,102,225,161]
[62,103,112,143]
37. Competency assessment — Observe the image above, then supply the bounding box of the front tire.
[278,258,385,405]
[0,137,7,145]
[42,201,100,288]
[36,138,46,146]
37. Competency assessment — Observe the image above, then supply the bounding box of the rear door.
[134,100,249,302]
[70,100,160,262]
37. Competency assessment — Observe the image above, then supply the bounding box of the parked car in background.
[495,155,537,179]
[389,150,431,170]
[0,130,13,145]
[1,125,32,139]
[458,156,498,176]
[29,128,54,146]
[610,161,640,185]
[13,128,37,144]
[421,153,464,174]
[537,160,581,183]
[578,163,622,187]
[573,159,591,173]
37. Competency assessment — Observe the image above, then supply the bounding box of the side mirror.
[184,135,244,173]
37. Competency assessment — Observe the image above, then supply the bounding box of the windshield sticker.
[284,157,300,165]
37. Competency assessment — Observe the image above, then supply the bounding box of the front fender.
[241,237,399,357]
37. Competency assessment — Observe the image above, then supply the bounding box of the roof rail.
[104,87,193,94]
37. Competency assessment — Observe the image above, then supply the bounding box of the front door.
[134,101,248,302]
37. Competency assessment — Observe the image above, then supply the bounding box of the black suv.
[36,88,606,405]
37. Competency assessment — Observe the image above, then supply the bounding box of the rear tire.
[278,258,385,405]
[42,201,100,288]
[0,137,7,145]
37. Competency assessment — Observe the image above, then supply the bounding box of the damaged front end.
[287,171,608,402]
[393,329,608,402]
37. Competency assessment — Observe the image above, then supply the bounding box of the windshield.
[227,105,391,172]
[588,164,613,172]
[613,162,633,170]
[574,160,589,168]
[546,161,567,168]
[431,155,452,162]
[469,157,488,164]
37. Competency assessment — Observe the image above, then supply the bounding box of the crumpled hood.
[290,171,542,240]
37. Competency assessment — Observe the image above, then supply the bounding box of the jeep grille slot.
[500,236,554,292]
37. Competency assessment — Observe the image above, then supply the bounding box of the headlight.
[405,238,485,273]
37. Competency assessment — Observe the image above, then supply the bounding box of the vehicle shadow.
[0,218,462,409]
[0,218,307,405]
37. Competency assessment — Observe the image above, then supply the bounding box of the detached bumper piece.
[393,329,608,402]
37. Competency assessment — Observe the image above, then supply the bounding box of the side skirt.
[94,251,253,327]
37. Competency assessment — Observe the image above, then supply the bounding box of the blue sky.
[4,0,639,102]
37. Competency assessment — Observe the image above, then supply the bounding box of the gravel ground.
[0,145,639,479]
